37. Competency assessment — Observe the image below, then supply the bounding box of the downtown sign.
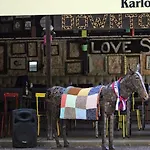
[0,0,150,16]
[53,13,150,30]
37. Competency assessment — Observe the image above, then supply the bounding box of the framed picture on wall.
[43,44,59,56]
[9,57,26,70]
[65,61,83,75]
[140,53,150,75]
[27,42,38,57]
[107,55,122,74]
[88,54,106,75]
[124,55,140,73]
[66,40,81,59]
[146,55,150,70]
[11,42,26,55]
[28,60,38,72]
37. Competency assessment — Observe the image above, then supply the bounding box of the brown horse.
[46,69,149,150]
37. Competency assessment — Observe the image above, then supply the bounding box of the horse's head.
[126,69,149,102]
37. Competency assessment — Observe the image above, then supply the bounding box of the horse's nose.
[143,94,149,102]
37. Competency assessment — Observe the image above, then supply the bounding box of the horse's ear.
[127,64,134,75]
[136,63,140,72]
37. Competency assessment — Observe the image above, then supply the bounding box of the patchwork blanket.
[60,85,103,120]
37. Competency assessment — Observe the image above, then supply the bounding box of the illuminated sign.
[54,14,150,30]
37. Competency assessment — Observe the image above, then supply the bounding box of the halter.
[135,71,147,93]
[112,71,146,111]
[112,78,128,111]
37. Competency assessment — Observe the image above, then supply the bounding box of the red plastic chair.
[1,92,19,137]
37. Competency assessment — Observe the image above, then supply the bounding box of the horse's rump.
[60,85,103,120]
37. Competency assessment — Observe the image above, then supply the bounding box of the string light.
[88,14,107,28]
[110,14,122,28]
[125,14,137,28]
[138,13,150,28]
[76,15,88,29]
[61,13,150,30]
[62,15,74,30]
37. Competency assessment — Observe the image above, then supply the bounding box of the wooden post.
[46,15,53,140]
[46,15,52,88]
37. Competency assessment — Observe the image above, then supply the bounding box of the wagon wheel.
[141,102,145,130]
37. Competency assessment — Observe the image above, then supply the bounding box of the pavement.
[0,136,150,148]
[1,122,150,149]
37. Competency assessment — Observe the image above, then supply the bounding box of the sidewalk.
[0,137,150,148]
[1,123,150,148]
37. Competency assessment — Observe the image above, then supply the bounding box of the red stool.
[2,93,19,137]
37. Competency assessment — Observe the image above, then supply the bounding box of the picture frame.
[140,52,150,75]
[146,55,150,70]
[124,55,140,73]
[24,20,31,30]
[65,61,83,75]
[11,42,26,55]
[66,40,81,59]
[0,43,7,74]
[88,54,106,75]
[27,42,38,57]
[43,44,59,56]
[13,19,23,31]
[28,60,38,72]
[107,55,122,74]
[9,57,26,70]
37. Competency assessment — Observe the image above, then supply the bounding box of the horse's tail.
[45,87,54,114]
[45,87,53,140]
[45,88,52,100]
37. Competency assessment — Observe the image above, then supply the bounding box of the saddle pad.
[60,85,103,120]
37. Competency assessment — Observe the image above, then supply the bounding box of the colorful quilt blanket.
[60,85,103,120]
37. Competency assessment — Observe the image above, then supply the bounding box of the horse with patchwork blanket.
[46,68,149,150]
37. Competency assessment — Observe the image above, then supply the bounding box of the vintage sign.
[90,38,150,54]
[53,13,150,30]
[0,0,150,16]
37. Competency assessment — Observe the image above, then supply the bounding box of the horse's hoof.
[109,146,115,150]
[64,142,69,147]
[102,146,109,150]
[57,144,62,148]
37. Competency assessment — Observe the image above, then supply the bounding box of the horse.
[45,69,149,150]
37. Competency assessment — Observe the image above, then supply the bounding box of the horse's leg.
[61,119,69,147]
[102,112,108,150]
[52,118,62,148]
[142,101,145,130]
[47,109,53,140]
[126,98,131,137]
[108,114,115,150]
[95,121,99,138]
